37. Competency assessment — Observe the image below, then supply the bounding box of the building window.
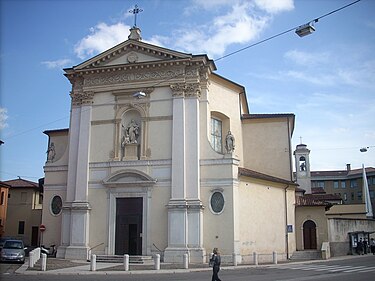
[312,181,325,188]
[211,118,222,153]
[333,181,339,189]
[18,221,25,234]
[350,180,358,188]
[351,192,354,200]
[370,190,374,199]
[51,195,63,216]
[21,192,27,203]
[343,193,347,201]
[0,191,4,205]
[357,192,362,201]
[38,193,43,204]
[210,192,225,214]
[341,181,346,189]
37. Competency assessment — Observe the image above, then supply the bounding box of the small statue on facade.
[225,131,235,153]
[46,142,56,162]
[122,119,140,145]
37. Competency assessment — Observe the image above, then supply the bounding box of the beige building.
[3,178,42,246]
[42,27,297,262]
[0,181,10,237]
[294,144,375,257]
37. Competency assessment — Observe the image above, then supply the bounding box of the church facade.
[42,27,296,263]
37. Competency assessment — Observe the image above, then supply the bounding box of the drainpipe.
[284,185,289,259]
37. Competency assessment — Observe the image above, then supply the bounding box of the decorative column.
[164,83,205,263]
[61,90,93,260]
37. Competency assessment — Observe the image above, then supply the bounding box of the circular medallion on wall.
[210,191,225,214]
[51,195,62,216]
[127,52,138,63]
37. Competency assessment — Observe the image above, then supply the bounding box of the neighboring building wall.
[0,183,10,237]
[311,167,375,209]
[327,218,375,256]
[3,180,42,246]
[295,206,328,251]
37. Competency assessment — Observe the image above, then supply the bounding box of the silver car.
[0,239,26,263]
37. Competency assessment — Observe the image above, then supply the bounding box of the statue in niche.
[225,131,235,153]
[300,162,306,171]
[122,119,140,145]
[46,142,56,162]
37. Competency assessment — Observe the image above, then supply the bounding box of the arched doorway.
[303,220,317,249]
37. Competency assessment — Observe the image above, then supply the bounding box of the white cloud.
[161,2,271,58]
[284,50,330,66]
[0,108,9,130]
[74,22,131,59]
[191,0,294,14]
[41,59,73,69]
[254,0,294,14]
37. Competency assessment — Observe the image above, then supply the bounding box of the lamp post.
[360,147,373,218]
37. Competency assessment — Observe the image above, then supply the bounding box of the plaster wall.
[242,119,292,180]
[295,206,328,251]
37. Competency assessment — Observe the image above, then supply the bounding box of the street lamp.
[360,147,373,218]
[295,20,318,37]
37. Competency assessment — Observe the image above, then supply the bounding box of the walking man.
[210,248,222,281]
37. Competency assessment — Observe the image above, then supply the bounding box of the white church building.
[42,26,297,263]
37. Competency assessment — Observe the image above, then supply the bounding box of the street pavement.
[0,253,374,276]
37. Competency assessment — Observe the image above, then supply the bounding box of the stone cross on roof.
[129,4,143,27]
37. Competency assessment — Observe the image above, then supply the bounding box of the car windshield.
[3,241,23,249]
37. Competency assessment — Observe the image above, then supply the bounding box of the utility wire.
[214,0,361,61]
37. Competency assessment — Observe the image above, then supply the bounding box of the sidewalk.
[15,254,371,275]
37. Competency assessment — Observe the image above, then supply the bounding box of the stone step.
[290,250,322,260]
[95,255,153,264]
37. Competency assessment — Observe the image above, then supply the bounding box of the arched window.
[210,112,229,153]
[211,118,222,153]
[299,156,306,171]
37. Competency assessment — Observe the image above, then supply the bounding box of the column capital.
[70,91,94,105]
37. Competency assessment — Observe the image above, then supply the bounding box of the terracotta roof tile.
[3,178,38,188]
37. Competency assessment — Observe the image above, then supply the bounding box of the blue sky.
[1,0,374,182]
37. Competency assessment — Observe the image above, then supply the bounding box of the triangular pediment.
[73,39,193,70]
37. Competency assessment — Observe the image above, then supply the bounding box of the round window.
[51,195,62,215]
[210,192,225,214]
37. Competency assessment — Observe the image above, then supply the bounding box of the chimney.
[346,163,351,172]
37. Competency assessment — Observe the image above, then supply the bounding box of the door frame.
[115,197,143,255]
[303,220,317,250]
[104,169,156,256]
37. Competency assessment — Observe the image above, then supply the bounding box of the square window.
[18,221,25,234]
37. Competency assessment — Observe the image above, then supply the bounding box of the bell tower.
[294,143,312,194]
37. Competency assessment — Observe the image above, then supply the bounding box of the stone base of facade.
[63,245,90,260]
[164,247,206,263]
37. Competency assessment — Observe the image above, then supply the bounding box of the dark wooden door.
[31,226,39,246]
[303,220,317,249]
[115,198,143,255]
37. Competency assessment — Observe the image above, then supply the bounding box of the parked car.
[0,237,13,249]
[0,239,26,263]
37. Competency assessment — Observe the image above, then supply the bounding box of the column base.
[164,247,206,263]
[64,245,89,260]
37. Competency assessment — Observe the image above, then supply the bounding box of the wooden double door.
[115,197,143,255]
[303,220,317,249]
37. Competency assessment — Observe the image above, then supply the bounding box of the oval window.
[51,195,62,215]
[210,192,225,214]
